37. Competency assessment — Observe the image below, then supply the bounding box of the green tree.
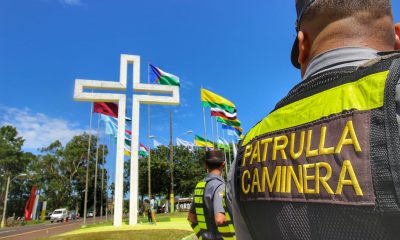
[135,146,206,200]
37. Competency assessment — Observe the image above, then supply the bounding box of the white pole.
[202,107,208,150]
[100,122,106,220]
[83,102,94,225]
[93,115,101,223]
[0,176,10,228]
[210,116,215,145]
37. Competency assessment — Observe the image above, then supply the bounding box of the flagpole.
[224,129,232,170]
[222,129,228,175]
[83,102,94,225]
[210,116,215,147]
[169,111,175,213]
[93,114,101,223]
[105,134,111,222]
[215,117,219,140]
[100,121,106,220]
[147,64,152,200]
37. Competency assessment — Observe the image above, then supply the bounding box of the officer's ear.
[394,23,400,50]
[297,31,311,76]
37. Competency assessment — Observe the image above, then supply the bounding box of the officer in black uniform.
[188,150,235,240]
[230,0,400,239]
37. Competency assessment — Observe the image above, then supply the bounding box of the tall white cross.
[74,54,180,226]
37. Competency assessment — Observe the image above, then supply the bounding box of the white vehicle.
[50,208,68,223]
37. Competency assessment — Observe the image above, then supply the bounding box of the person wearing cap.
[188,150,236,240]
[231,0,400,239]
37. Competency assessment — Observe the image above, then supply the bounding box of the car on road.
[50,208,68,223]
[87,211,94,218]
[45,212,52,220]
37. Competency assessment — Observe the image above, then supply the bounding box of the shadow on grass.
[46,229,192,240]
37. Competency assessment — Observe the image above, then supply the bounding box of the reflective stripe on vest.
[217,192,236,240]
[242,70,389,146]
[191,181,208,239]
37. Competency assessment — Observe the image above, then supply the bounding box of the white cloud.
[0,106,87,150]
[59,0,82,6]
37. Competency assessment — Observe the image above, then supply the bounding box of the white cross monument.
[73,54,180,226]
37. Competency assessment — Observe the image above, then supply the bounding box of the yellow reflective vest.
[235,54,400,239]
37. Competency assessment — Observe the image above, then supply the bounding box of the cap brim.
[291,37,301,69]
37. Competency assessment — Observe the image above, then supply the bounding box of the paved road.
[0,216,110,240]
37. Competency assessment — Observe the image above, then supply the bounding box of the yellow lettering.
[319,126,334,155]
[306,130,319,157]
[303,163,316,194]
[290,131,305,160]
[281,166,287,192]
[336,160,363,196]
[251,168,261,193]
[242,144,253,166]
[262,166,281,192]
[335,121,362,153]
[272,135,288,160]
[242,170,251,194]
[316,162,334,194]
[250,141,261,165]
[261,138,273,161]
[286,165,304,193]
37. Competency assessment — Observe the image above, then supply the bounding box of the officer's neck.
[207,168,223,176]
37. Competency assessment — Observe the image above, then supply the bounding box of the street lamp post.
[1,173,28,228]
[170,129,193,213]
[149,129,192,214]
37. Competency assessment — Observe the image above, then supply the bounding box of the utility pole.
[169,111,174,213]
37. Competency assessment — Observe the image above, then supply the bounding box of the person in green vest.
[230,0,400,239]
[188,150,235,240]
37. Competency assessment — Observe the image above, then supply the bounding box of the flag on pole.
[210,108,237,120]
[153,139,163,148]
[139,143,149,157]
[94,102,118,118]
[222,124,242,134]
[232,139,237,159]
[125,137,131,146]
[100,114,118,135]
[150,64,180,86]
[124,146,131,156]
[217,138,230,150]
[201,88,236,113]
[176,137,195,152]
[194,135,214,148]
[217,117,241,127]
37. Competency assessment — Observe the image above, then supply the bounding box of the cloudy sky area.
[1,0,399,158]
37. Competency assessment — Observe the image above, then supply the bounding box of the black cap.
[291,0,316,68]
[205,150,225,164]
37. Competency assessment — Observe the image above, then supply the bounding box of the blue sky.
[1,0,400,180]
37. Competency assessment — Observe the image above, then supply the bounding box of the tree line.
[0,124,215,219]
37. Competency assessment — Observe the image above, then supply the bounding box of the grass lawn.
[43,212,196,240]
[45,229,192,240]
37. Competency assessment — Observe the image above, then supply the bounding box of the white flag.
[153,139,163,148]
[176,137,195,152]
[232,139,237,160]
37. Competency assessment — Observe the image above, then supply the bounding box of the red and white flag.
[210,108,237,120]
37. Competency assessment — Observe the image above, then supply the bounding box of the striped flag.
[194,135,214,148]
[150,64,180,86]
[139,144,149,157]
[201,88,236,113]
[210,108,237,120]
[217,117,241,127]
